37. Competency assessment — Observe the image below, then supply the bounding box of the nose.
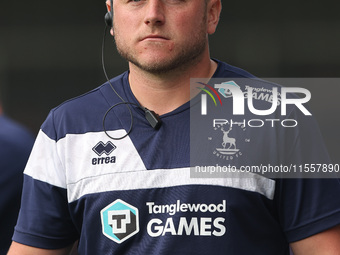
[144,0,165,26]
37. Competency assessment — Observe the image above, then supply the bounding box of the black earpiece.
[105,0,113,28]
[104,11,113,28]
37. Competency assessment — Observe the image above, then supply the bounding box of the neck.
[128,54,217,116]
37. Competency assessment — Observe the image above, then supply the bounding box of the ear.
[105,0,114,36]
[106,0,111,13]
[207,0,222,35]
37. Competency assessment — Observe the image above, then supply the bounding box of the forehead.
[110,0,211,14]
[112,0,209,6]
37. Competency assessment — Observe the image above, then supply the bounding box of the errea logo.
[101,199,139,243]
[93,141,116,156]
[92,141,116,165]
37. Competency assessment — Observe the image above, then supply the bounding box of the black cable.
[101,24,162,140]
[102,102,139,140]
[101,25,134,140]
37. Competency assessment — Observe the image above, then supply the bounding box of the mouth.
[140,35,169,41]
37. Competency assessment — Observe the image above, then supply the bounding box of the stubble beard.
[113,15,208,75]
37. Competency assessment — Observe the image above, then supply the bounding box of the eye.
[128,0,145,5]
[164,0,187,5]
[166,0,186,3]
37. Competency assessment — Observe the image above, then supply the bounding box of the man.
[7,0,340,254]
[0,104,34,254]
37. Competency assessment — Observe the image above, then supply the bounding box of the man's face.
[112,0,211,74]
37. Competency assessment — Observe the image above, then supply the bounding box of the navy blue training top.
[13,60,340,254]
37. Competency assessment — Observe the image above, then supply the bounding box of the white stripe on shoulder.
[26,129,147,189]
[57,130,147,184]
[67,167,275,202]
[24,130,67,188]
